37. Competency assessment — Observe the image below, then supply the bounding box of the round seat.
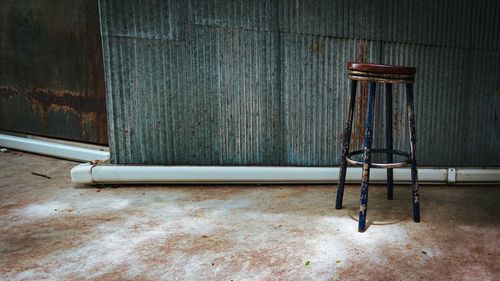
[348,62,416,75]
[347,62,416,83]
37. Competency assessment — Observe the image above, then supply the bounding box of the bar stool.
[335,62,420,232]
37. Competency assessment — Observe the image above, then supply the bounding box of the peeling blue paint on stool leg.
[358,81,376,232]
[336,80,357,209]
[406,83,420,223]
[385,83,394,200]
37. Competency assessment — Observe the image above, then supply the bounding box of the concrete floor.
[0,151,499,281]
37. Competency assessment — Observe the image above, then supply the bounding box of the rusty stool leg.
[358,82,376,232]
[336,80,357,209]
[385,83,394,200]
[406,84,420,222]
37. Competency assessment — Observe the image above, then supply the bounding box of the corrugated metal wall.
[99,0,500,166]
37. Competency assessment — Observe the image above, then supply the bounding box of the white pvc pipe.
[455,168,500,183]
[0,134,109,162]
[71,163,456,185]
[1,133,498,185]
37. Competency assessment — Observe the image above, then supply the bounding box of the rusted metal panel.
[0,0,107,144]
[99,0,179,40]
[188,0,278,31]
[377,43,500,166]
[100,0,500,166]
[102,25,283,165]
[280,0,500,50]
[281,35,380,165]
[460,50,500,166]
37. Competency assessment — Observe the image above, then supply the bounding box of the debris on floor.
[31,172,51,179]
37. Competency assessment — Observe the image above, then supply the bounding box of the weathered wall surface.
[100,0,500,166]
[0,0,107,144]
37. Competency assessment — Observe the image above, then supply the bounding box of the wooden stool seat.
[347,62,416,83]
[348,62,416,75]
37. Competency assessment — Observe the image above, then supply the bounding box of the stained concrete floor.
[0,151,499,281]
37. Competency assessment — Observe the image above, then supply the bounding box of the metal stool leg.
[385,83,394,200]
[358,82,376,232]
[406,84,420,222]
[336,80,357,209]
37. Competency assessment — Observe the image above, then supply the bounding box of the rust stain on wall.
[0,86,108,144]
[26,88,106,113]
[311,39,324,55]
[352,41,369,149]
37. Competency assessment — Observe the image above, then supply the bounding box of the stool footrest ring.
[346,149,411,168]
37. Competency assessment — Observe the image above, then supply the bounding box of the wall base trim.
[1,133,497,185]
[70,163,500,185]
[0,133,109,162]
